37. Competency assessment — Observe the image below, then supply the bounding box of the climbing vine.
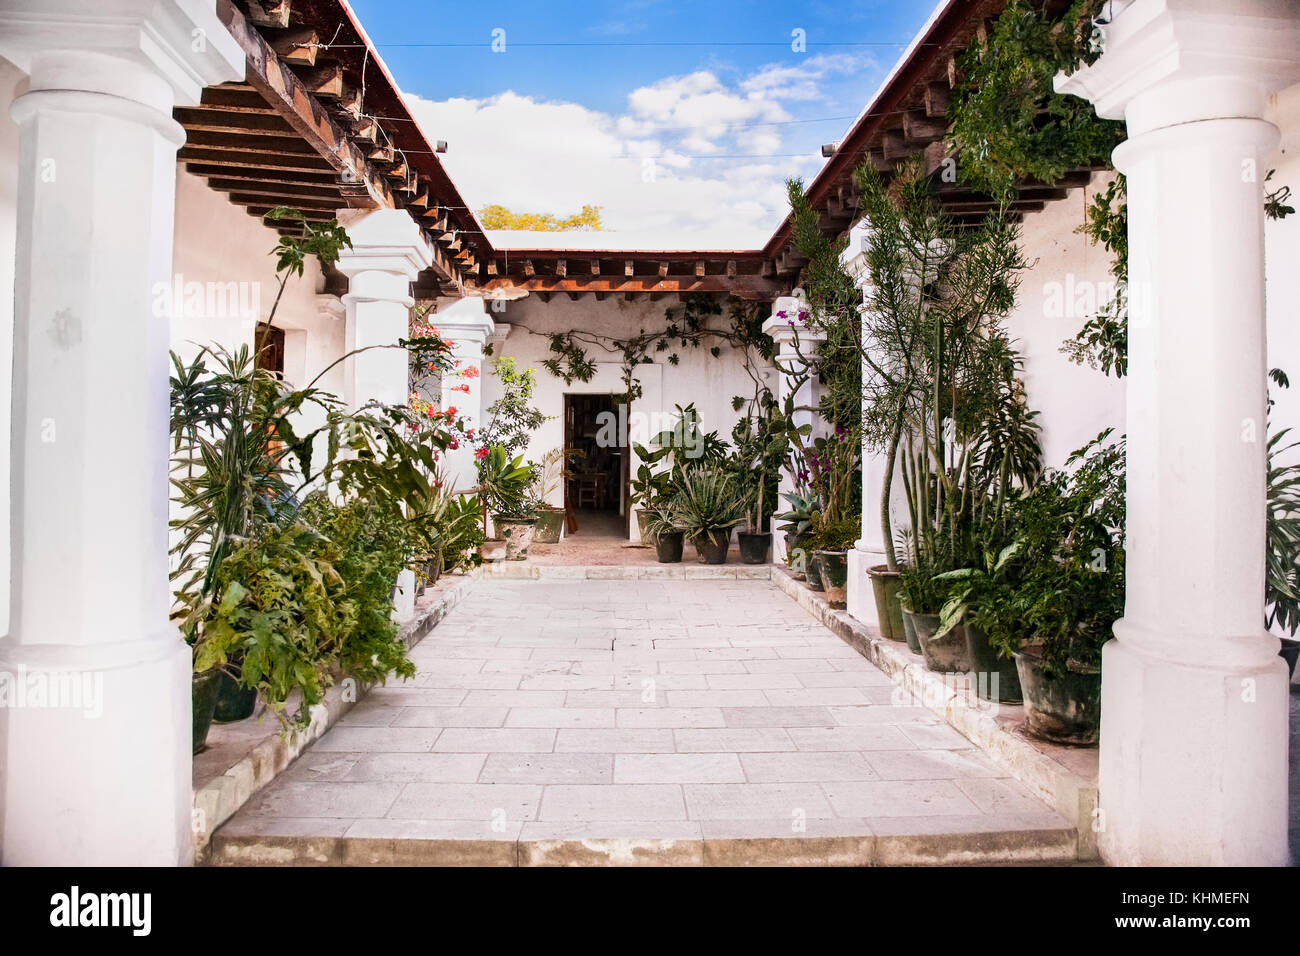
[949,0,1293,379]
[527,293,776,410]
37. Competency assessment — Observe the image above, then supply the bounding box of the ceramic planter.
[899,605,922,654]
[495,516,537,561]
[694,528,732,565]
[213,662,257,723]
[655,530,684,563]
[804,547,825,590]
[533,508,564,544]
[867,565,904,641]
[911,610,972,673]
[192,670,221,755]
[814,550,849,608]
[785,531,813,580]
[738,531,771,565]
[636,509,654,544]
[1280,637,1300,679]
[964,622,1023,703]
[478,539,507,562]
[1014,645,1101,746]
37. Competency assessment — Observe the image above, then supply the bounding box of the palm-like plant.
[1266,428,1300,636]
[169,344,326,642]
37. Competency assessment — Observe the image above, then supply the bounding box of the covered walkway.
[211,576,1075,865]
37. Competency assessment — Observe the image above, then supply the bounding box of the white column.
[434,297,496,496]
[0,0,243,864]
[763,293,824,564]
[336,209,432,620]
[841,223,890,623]
[1057,0,1300,866]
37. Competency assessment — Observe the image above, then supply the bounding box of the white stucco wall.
[1266,81,1300,461]
[1006,172,1128,469]
[170,169,348,488]
[469,293,777,531]
[171,169,344,396]
[0,57,20,637]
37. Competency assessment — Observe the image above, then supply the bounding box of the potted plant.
[673,465,749,565]
[529,448,573,544]
[1266,422,1300,677]
[775,490,816,573]
[808,517,860,609]
[192,668,222,754]
[643,503,684,562]
[986,433,1124,745]
[474,445,535,561]
[730,399,790,564]
[933,537,1026,702]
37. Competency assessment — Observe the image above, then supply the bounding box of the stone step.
[208,814,1077,866]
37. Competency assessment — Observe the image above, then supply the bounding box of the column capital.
[434,296,497,348]
[487,322,513,354]
[1055,0,1300,136]
[0,0,244,111]
[762,292,825,350]
[336,208,433,282]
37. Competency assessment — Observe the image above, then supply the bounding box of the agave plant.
[671,465,751,545]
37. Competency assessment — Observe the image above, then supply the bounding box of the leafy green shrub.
[299,495,417,687]
[195,523,353,728]
[977,431,1125,674]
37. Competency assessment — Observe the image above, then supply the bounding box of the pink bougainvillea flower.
[475,446,489,461]
[452,383,470,394]
[461,365,480,379]
[448,438,459,450]
[446,406,458,417]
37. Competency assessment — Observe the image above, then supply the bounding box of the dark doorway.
[564,393,628,538]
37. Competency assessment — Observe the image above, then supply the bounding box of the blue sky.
[347,0,940,247]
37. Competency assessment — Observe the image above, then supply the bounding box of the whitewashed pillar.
[336,209,432,620]
[1058,0,1300,866]
[433,298,496,496]
[0,0,243,864]
[841,223,891,623]
[763,293,824,564]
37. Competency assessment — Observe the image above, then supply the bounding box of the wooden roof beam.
[243,0,291,28]
[214,0,394,209]
[268,27,318,66]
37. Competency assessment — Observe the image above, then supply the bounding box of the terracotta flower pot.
[814,550,848,608]
[911,610,972,673]
[899,605,922,654]
[867,565,904,641]
[532,508,564,544]
[1014,645,1101,746]
[192,670,221,755]
[964,622,1023,703]
[694,529,732,565]
[785,531,813,580]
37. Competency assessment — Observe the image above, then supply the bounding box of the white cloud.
[401,54,874,248]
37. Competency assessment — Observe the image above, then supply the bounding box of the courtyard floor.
[211,576,1078,865]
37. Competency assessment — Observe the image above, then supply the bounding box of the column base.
[0,636,193,865]
[393,569,418,622]
[1097,626,1290,866]
[847,543,885,628]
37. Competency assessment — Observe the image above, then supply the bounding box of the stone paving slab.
[211,577,1077,866]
